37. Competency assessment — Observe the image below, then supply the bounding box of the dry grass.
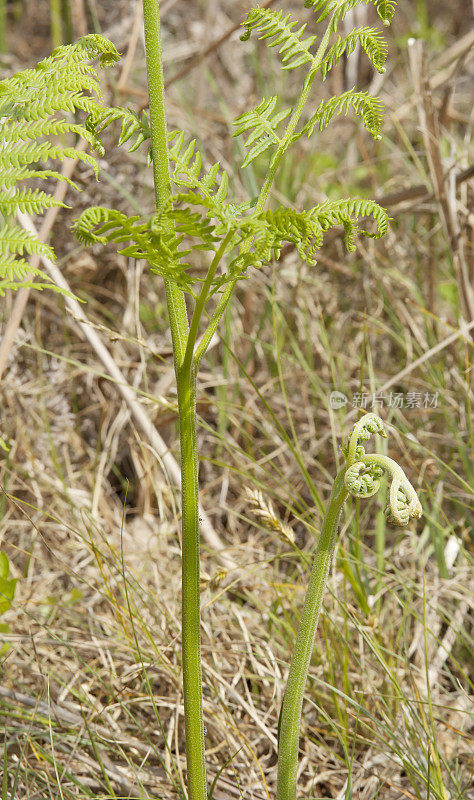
[0,1,473,798]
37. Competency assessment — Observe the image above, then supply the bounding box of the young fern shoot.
[277,413,422,800]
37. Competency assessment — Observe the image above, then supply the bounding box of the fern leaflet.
[168,132,231,210]
[241,7,317,71]
[0,188,67,215]
[308,197,390,250]
[88,107,152,162]
[304,0,396,31]
[233,97,291,167]
[298,89,384,140]
[73,206,203,289]
[320,27,387,78]
[224,197,389,277]
[0,224,60,296]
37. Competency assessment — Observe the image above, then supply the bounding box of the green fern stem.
[256,14,334,211]
[142,0,188,362]
[276,468,348,800]
[142,1,207,798]
[176,360,207,800]
[277,413,421,800]
[50,0,63,48]
[184,229,234,373]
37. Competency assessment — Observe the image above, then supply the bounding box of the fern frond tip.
[53,34,121,68]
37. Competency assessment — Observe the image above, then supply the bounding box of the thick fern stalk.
[277,469,348,800]
[141,3,207,800]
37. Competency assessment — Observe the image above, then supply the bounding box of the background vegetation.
[0,1,472,798]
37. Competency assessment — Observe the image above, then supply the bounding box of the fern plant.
[0,2,418,798]
[75,2,397,798]
[74,3,397,798]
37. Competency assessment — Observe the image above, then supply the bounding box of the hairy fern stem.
[142,2,206,798]
[277,469,347,800]
[176,362,207,800]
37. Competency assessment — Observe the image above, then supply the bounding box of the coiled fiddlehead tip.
[344,461,383,498]
[345,454,422,527]
[354,412,387,441]
[344,412,387,465]
[343,413,422,527]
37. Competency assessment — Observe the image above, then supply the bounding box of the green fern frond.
[0,34,121,295]
[241,6,317,71]
[226,196,389,277]
[0,254,53,286]
[0,224,55,261]
[0,35,120,122]
[0,118,99,149]
[304,0,396,30]
[370,0,397,24]
[0,275,62,296]
[236,209,321,268]
[0,141,100,177]
[0,224,57,294]
[0,169,79,191]
[226,212,321,275]
[73,206,193,288]
[170,208,219,251]
[233,97,291,167]
[299,89,384,140]
[52,33,121,67]
[73,207,153,252]
[308,197,390,250]
[320,27,387,78]
[172,189,250,224]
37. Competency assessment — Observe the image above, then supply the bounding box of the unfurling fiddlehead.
[343,412,423,526]
[277,413,422,800]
